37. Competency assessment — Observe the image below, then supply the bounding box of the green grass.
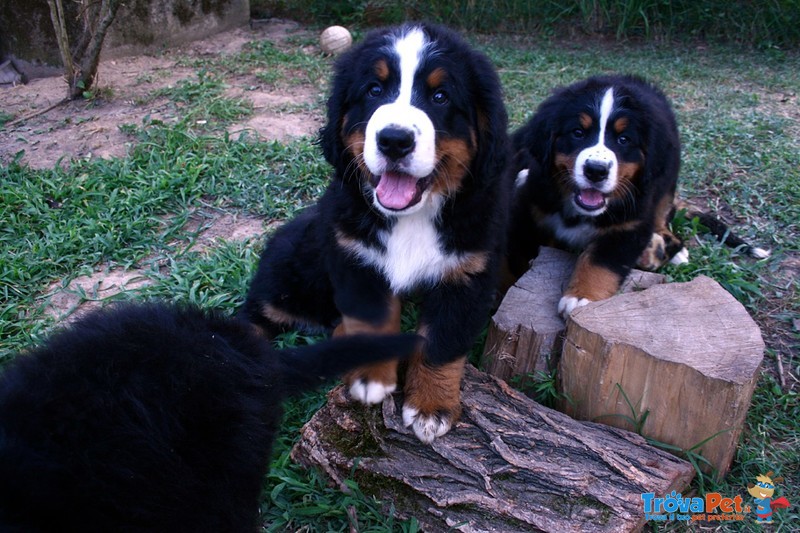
[1,27,798,530]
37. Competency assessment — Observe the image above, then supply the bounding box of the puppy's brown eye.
[572,128,585,139]
[618,135,630,145]
[368,83,383,98]
[432,89,449,105]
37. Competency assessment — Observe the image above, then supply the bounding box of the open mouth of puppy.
[373,171,433,211]
[574,188,608,213]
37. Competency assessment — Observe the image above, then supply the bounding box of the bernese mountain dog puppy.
[506,75,769,317]
[0,303,417,532]
[507,74,767,318]
[240,24,509,443]
[507,75,685,317]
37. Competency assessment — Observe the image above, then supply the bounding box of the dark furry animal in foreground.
[0,303,417,532]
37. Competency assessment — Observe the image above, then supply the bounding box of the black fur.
[0,303,417,532]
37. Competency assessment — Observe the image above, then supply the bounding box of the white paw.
[558,295,590,318]
[750,247,770,259]
[669,247,690,265]
[349,380,396,405]
[514,168,529,188]
[402,405,452,444]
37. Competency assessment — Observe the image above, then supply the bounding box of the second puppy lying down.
[0,303,417,533]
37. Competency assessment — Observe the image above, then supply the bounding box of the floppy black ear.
[319,55,353,168]
[637,80,680,198]
[511,102,556,185]
[467,50,510,189]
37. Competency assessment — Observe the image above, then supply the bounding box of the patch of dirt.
[226,85,323,141]
[0,19,324,168]
[181,210,265,252]
[43,210,267,321]
[44,267,153,323]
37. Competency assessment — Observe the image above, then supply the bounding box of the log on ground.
[292,365,694,532]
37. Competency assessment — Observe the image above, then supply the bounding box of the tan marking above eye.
[579,112,593,130]
[426,67,448,88]
[613,117,629,133]
[374,59,389,81]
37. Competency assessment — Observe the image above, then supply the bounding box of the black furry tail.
[277,334,420,395]
[676,201,770,259]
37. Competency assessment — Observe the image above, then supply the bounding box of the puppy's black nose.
[377,127,415,161]
[584,160,610,183]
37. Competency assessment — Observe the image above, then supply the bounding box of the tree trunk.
[46,0,122,100]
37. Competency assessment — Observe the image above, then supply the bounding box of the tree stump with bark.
[483,247,666,385]
[559,275,765,479]
[292,365,695,532]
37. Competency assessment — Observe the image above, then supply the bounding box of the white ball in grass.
[320,26,352,55]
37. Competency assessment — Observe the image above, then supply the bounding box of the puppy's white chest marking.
[379,206,458,292]
[340,200,465,293]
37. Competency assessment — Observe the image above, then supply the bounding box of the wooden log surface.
[484,247,666,384]
[560,275,765,478]
[292,365,695,532]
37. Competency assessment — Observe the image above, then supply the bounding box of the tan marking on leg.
[261,303,304,328]
[596,220,642,235]
[642,192,685,266]
[442,251,489,285]
[338,296,402,400]
[653,192,676,234]
[403,341,466,442]
[566,251,623,302]
[637,232,667,270]
[404,352,465,419]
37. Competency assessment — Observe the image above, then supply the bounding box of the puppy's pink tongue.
[577,189,605,209]
[375,172,417,210]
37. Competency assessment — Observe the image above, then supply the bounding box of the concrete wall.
[0,0,249,79]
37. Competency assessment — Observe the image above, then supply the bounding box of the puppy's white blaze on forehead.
[574,87,619,196]
[393,27,428,106]
[596,87,615,142]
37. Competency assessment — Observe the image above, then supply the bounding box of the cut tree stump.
[559,275,764,479]
[483,247,666,385]
[292,365,695,532]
